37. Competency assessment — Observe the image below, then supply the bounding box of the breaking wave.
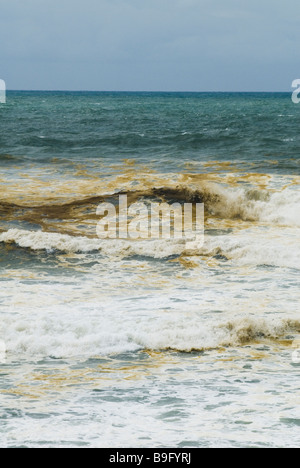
[0,175,299,266]
[0,228,189,258]
[0,226,299,269]
[3,307,300,358]
[1,176,299,227]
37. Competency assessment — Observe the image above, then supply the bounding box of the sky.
[0,0,300,91]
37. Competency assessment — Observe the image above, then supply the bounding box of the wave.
[0,229,188,258]
[1,176,299,231]
[132,317,300,353]
[1,227,299,269]
[199,230,300,269]
[16,131,241,152]
[158,182,300,227]
[2,307,300,358]
[0,153,23,163]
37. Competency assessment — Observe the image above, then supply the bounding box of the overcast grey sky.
[0,0,299,91]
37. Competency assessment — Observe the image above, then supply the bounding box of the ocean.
[0,91,299,448]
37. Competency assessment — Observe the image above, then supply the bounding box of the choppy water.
[0,92,299,448]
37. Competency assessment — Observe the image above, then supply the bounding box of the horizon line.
[6,89,292,93]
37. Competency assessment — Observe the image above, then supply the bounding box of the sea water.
[0,92,299,448]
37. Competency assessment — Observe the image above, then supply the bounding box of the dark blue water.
[0,92,299,174]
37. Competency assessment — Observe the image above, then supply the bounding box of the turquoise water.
[0,92,299,448]
[1,91,300,171]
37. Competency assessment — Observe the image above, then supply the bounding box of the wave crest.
[1,176,299,229]
[3,309,300,358]
[1,227,299,269]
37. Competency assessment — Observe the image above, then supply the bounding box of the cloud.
[0,0,299,90]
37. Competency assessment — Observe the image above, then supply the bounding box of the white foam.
[2,298,299,359]
[0,228,189,258]
[200,227,300,269]
[202,182,300,227]
[0,339,6,363]
[1,223,299,268]
[130,317,300,352]
[0,229,101,253]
